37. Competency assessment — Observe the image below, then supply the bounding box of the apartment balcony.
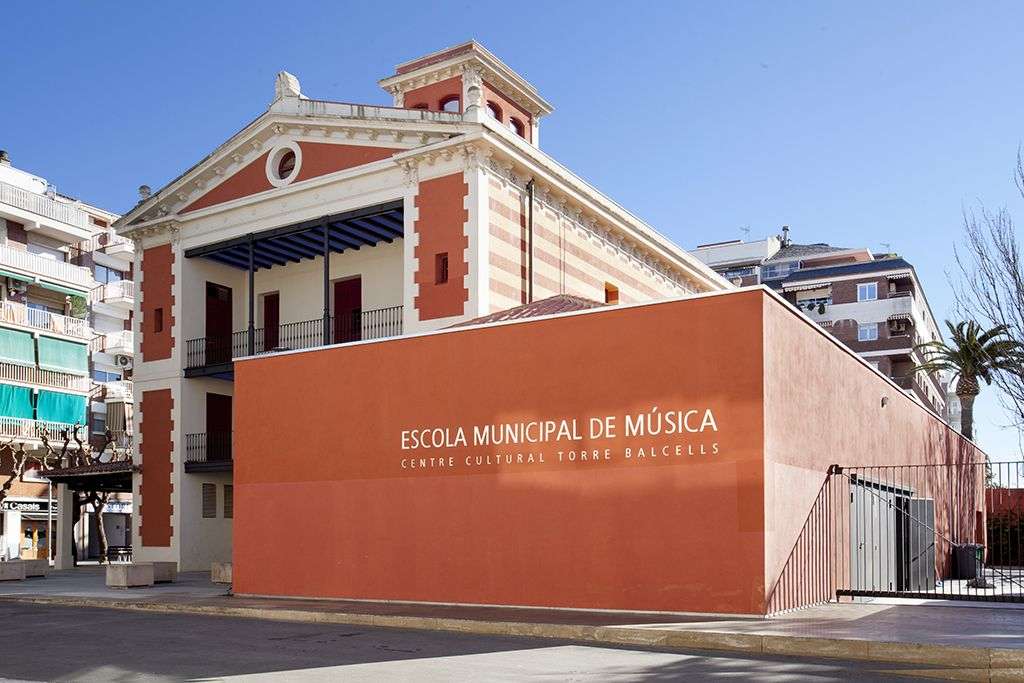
[0,361,89,392]
[89,280,134,310]
[184,431,232,473]
[0,179,92,243]
[91,330,134,357]
[0,244,94,292]
[184,306,403,377]
[0,300,90,340]
[0,416,79,444]
[77,232,134,263]
[98,380,133,402]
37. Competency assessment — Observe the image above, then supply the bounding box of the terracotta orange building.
[231,289,981,615]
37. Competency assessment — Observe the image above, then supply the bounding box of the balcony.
[89,280,134,310]
[99,380,133,402]
[0,300,90,340]
[184,431,232,472]
[0,362,89,392]
[0,244,94,291]
[77,232,134,261]
[91,330,134,356]
[0,179,89,233]
[184,306,403,376]
[0,416,78,444]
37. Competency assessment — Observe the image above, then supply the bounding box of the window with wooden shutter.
[223,485,234,519]
[202,483,216,518]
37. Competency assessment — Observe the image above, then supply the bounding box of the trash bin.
[954,543,983,580]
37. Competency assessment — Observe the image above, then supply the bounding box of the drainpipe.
[526,179,535,303]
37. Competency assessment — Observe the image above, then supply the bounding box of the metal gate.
[767,461,1024,613]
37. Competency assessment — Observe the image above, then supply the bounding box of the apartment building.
[114,41,729,571]
[693,228,948,415]
[0,152,135,562]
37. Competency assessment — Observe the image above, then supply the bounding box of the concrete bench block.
[0,560,26,581]
[23,559,49,577]
[152,561,177,584]
[211,561,232,584]
[106,562,154,588]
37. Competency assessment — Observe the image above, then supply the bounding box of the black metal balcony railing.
[184,432,233,469]
[185,305,402,370]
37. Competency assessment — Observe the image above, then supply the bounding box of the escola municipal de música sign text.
[398,407,721,472]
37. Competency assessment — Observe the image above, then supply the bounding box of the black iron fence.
[185,305,402,369]
[184,431,233,465]
[768,460,1024,614]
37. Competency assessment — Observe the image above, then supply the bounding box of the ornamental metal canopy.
[183,200,404,270]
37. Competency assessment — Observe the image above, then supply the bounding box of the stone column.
[53,484,74,570]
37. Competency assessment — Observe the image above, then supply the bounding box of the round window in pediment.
[276,150,296,180]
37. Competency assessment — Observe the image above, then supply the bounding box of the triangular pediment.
[120,106,469,226]
[181,142,401,213]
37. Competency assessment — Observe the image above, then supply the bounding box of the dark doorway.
[333,277,362,343]
[205,393,232,462]
[262,292,280,351]
[205,283,233,364]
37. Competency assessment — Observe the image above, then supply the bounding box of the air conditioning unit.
[115,354,133,369]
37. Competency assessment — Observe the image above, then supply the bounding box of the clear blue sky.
[3,2,1023,457]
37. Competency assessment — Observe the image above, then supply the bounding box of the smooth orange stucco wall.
[293,142,399,182]
[140,245,175,362]
[183,153,273,213]
[140,388,174,547]
[403,76,463,111]
[234,292,767,613]
[413,173,469,320]
[761,295,983,611]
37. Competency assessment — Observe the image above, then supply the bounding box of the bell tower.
[379,41,553,146]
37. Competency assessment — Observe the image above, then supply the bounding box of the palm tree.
[913,321,1024,441]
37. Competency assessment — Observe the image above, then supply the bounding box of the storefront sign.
[1,500,58,513]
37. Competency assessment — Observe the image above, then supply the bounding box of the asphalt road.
[0,602,952,681]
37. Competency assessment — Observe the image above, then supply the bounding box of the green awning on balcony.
[37,280,88,298]
[0,383,34,419]
[35,390,86,425]
[0,328,36,367]
[0,268,34,284]
[37,337,88,375]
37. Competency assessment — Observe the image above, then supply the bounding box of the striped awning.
[888,313,912,321]
[783,282,831,292]
[886,272,912,280]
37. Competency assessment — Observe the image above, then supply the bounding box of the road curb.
[2,595,1022,680]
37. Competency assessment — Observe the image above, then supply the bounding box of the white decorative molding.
[480,154,695,293]
[265,140,303,189]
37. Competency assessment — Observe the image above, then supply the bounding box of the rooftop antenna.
[740,226,750,241]
[880,242,892,253]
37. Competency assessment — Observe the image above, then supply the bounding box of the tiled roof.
[763,242,852,262]
[452,294,605,327]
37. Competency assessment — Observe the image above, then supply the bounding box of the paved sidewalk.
[2,568,1024,679]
